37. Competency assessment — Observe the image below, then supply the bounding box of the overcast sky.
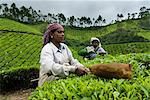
[1,0,150,24]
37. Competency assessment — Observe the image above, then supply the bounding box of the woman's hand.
[75,67,90,76]
[84,67,91,73]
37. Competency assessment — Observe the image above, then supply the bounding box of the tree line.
[0,3,150,27]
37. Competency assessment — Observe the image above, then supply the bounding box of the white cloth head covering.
[90,37,101,47]
[90,37,100,43]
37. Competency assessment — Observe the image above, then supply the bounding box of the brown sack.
[89,63,132,79]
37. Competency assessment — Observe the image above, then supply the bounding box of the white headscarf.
[90,37,101,47]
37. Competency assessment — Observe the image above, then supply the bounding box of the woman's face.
[92,40,99,47]
[51,27,65,43]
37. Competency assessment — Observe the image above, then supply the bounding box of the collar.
[49,42,65,53]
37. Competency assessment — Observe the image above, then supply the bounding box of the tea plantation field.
[29,53,150,100]
[0,18,149,99]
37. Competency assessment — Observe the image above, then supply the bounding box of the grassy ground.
[0,89,34,100]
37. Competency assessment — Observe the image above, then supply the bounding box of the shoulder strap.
[95,46,100,52]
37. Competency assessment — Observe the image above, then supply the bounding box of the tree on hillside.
[20,6,28,22]
[3,5,9,18]
[116,14,124,29]
[92,18,95,26]
[57,13,66,25]
[43,15,47,22]
[76,17,80,27]
[131,13,135,19]
[32,10,39,22]
[51,14,58,23]
[28,6,36,23]
[138,6,150,18]
[38,10,44,22]
[117,13,123,21]
[79,16,91,27]
[147,8,150,14]
[87,17,92,27]
[79,17,84,27]
[67,16,76,26]
[102,19,106,25]
[1,3,9,17]
[10,3,19,20]
[139,6,146,18]
[94,20,98,26]
[127,13,130,20]
[47,13,52,23]
[95,15,102,26]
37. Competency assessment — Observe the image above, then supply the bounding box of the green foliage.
[65,38,89,48]
[0,32,42,71]
[28,22,48,33]
[78,48,88,56]
[139,16,150,30]
[29,53,150,100]
[0,17,150,96]
[0,32,42,92]
[138,30,150,40]
[0,66,39,92]
[100,28,149,44]
[0,18,41,34]
[103,42,150,55]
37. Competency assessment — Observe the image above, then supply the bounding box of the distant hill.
[62,18,150,48]
[0,17,149,52]
[0,18,41,34]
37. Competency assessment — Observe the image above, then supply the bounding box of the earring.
[51,36,53,38]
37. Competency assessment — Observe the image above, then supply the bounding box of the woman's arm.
[97,47,107,54]
[40,46,77,77]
